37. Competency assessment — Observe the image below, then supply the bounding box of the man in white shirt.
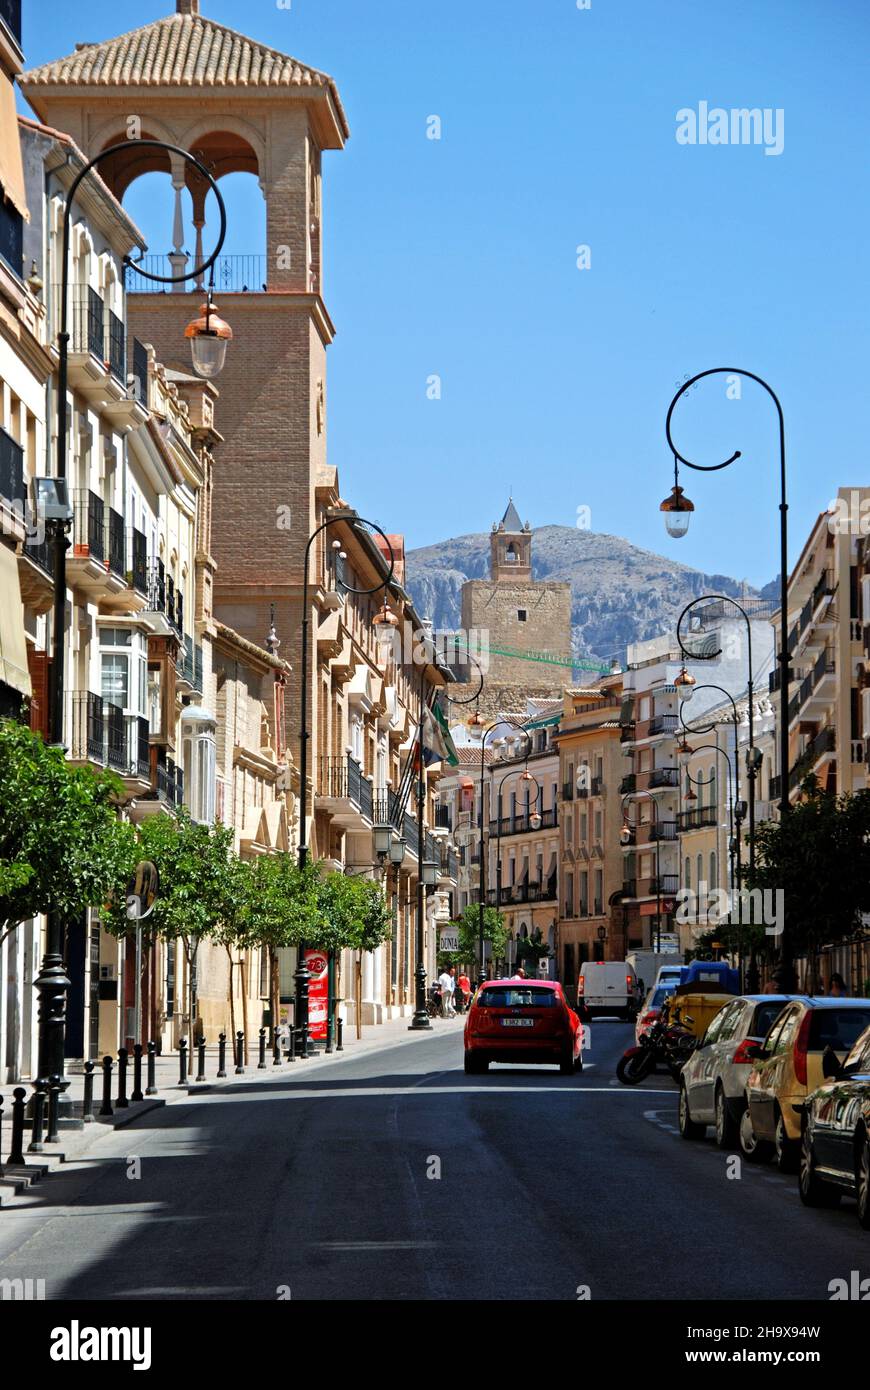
[438,967,456,1017]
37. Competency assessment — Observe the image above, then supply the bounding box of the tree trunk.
[356,950,362,1040]
[240,954,250,1065]
[270,946,280,1040]
[225,943,236,1050]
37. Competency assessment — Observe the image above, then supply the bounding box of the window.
[517,609,527,622]
[685,857,691,891]
[182,714,217,824]
[100,627,147,715]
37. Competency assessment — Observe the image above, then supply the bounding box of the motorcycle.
[615,1007,696,1085]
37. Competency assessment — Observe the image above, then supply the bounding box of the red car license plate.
[501,1018,534,1027]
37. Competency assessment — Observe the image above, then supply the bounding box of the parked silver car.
[678,994,791,1146]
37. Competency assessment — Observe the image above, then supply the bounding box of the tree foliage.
[237,853,321,951]
[102,808,238,947]
[0,719,136,939]
[313,871,392,953]
[746,778,870,958]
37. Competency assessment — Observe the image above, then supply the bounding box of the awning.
[523,713,560,731]
[0,544,32,697]
[2,100,28,221]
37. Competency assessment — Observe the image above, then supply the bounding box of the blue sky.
[20,0,870,587]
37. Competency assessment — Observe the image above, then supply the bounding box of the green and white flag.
[422,697,460,767]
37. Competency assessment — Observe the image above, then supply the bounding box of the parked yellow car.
[741,997,870,1171]
[666,986,732,1041]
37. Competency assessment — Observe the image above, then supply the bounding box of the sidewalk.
[0,1010,464,1200]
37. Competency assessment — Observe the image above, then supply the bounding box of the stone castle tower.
[458,500,573,714]
[21,0,349,759]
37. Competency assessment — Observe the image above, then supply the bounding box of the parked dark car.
[798,1021,870,1229]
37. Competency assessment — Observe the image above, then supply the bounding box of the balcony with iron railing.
[130,528,148,596]
[125,254,268,295]
[0,0,22,48]
[562,780,575,801]
[676,805,718,831]
[0,425,24,511]
[156,756,184,808]
[107,506,125,579]
[790,725,836,790]
[106,307,125,383]
[72,489,104,563]
[129,337,149,406]
[648,820,679,842]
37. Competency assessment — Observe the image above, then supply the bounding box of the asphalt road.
[0,1018,868,1301]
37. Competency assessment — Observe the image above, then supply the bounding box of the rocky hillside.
[405,525,762,663]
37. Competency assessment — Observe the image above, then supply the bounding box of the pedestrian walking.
[453,973,466,1017]
[438,966,456,1017]
[828,972,847,997]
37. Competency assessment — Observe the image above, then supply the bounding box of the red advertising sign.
[305,950,329,1041]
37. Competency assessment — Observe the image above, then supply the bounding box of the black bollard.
[82,1061,95,1123]
[116,1048,129,1108]
[131,1045,144,1103]
[337,1016,344,1052]
[178,1038,188,1085]
[28,1080,47,1152]
[217,1032,227,1078]
[146,1041,157,1096]
[46,1075,61,1143]
[195,1036,206,1083]
[258,1027,267,1070]
[288,1025,296,1063]
[299,1020,309,1060]
[272,1029,281,1067]
[8,1087,26,1166]
[99,1056,113,1116]
[234,1030,245,1075]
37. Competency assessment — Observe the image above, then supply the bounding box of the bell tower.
[490,498,532,581]
[21,1,349,658]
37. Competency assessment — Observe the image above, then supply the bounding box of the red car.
[464,979,584,1075]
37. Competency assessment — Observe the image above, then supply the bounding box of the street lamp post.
[35,138,229,1101]
[494,763,542,918]
[296,511,394,1053]
[467,713,532,988]
[621,790,662,952]
[677,736,740,913]
[675,595,758,882]
[662,369,792,986]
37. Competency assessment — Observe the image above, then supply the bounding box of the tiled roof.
[20,13,348,136]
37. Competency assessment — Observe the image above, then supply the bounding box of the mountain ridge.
[404,524,766,662]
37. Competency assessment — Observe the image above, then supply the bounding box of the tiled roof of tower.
[500,498,523,531]
[20,12,349,138]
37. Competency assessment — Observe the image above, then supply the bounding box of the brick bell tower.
[21,0,349,745]
[458,498,574,714]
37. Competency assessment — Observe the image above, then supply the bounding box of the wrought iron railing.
[106,307,125,382]
[107,506,125,577]
[72,489,105,563]
[125,254,267,294]
[129,337,149,405]
[130,528,147,595]
[70,692,104,763]
[0,425,23,508]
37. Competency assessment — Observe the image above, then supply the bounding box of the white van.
[577,961,638,1019]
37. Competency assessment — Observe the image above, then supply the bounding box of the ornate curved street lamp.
[296,511,395,1050]
[36,138,230,1106]
[620,789,663,952]
[467,712,532,986]
[677,739,743,957]
[663,369,792,985]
